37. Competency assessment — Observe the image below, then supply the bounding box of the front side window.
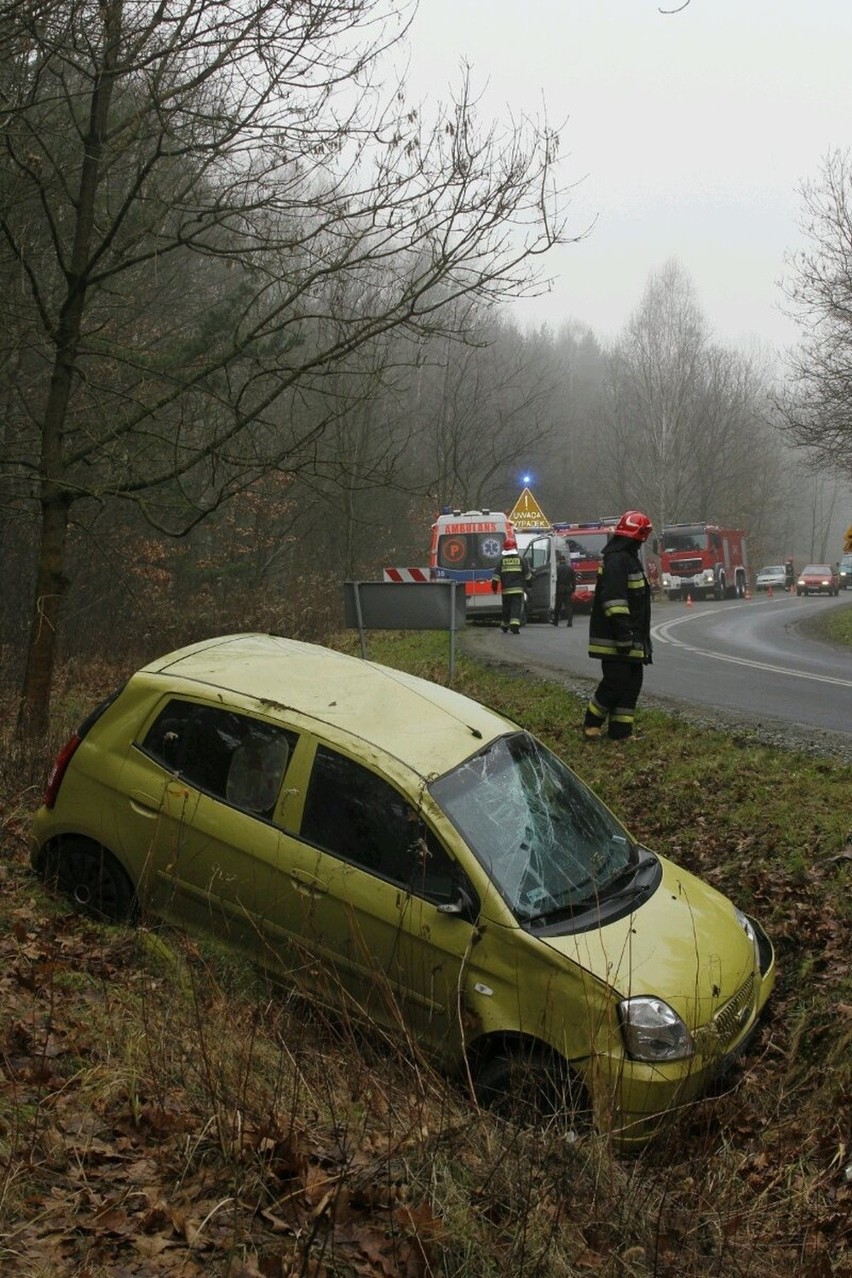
[140,700,297,818]
[521,536,551,571]
[430,732,636,925]
[301,746,465,902]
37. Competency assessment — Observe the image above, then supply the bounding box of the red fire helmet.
[614,510,653,542]
[502,536,518,551]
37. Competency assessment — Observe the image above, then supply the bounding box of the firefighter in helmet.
[491,535,532,635]
[583,510,653,741]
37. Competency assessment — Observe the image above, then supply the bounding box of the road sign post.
[343,580,467,684]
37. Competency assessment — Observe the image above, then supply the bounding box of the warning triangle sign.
[509,487,551,530]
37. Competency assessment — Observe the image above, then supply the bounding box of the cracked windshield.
[430,733,633,923]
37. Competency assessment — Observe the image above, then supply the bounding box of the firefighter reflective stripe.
[492,552,528,593]
[588,639,646,659]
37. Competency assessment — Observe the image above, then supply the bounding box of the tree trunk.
[15,2,122,740]
[16,490,71,740]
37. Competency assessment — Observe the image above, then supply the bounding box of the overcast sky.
[403,0,852,357]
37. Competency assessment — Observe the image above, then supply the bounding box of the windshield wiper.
[602,846,657,898]
[604,861,641,893]
[519,879,601,924]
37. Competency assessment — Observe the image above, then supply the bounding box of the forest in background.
[1,2,851,736]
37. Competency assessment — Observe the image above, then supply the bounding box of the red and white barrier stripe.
[382,567,432,583]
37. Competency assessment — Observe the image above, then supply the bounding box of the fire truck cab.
[552,519,619,609]
[429,508,512,620]
[660,523,748,601]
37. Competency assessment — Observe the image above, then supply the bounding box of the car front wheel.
[41,837,137,923]
[474,1045,591,1134]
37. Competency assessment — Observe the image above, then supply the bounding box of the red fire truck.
[550,519,661,609]
[552,520,618,608]
[659,522,748,601]
[429,508,513,619]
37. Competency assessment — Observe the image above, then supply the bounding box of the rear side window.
[140,700,297,818]
[301,746,466,902]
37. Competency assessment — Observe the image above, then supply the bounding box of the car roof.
[137,633,513,780]
[801,564,831,571]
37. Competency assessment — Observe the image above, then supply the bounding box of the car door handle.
[289,869,329,897]
[128,790,163,817]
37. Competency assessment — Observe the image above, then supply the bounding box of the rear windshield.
[437,531,506,570]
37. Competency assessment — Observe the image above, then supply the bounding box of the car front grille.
[713,974,755,1047]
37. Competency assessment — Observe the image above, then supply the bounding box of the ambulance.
[429,508,513,620]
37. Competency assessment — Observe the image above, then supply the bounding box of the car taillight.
[44,733,82,809]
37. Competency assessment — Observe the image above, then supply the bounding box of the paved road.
[463,592,852,746]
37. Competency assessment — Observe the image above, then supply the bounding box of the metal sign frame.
[343,580,467,683]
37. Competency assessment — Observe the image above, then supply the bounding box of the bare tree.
[778,149,852,478]
[603,261,777,534]
[0,0,569,735]
[604,260,707,527]
[412,311,566,511]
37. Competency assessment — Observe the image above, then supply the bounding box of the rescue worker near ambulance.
[583,510,653,741]
[491,535,532,635]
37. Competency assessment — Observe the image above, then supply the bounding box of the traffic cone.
[686,593,693,607]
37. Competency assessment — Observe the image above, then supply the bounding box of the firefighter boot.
[583,699,607,740]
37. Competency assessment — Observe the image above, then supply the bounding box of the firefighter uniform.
[554,555,577,626]
[491,540,531,635]
[583,529,652,740]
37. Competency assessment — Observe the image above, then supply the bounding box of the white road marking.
[651,606,852,690]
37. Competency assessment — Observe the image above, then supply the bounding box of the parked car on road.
[31,633,775,1149]
[755,565,788,592]
[796,564,840,596]
[839,554,852,590]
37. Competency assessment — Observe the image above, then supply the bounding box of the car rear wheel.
[41,837,137,923]
[474,1044,591,1134]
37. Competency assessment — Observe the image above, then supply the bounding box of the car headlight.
[735,907,756,945]
[735,907,762,967]
[618,997,695,1061]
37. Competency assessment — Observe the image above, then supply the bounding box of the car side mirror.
[437,885,476,920]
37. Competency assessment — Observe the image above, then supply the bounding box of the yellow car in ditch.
[32,633,775,1148]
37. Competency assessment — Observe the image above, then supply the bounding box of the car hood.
[539,855,756,1030]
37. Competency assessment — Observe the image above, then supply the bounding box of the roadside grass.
[822,599,852,646]
[1,628,851,1276]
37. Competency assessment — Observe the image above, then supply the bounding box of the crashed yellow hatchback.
[31,633,775,1148]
